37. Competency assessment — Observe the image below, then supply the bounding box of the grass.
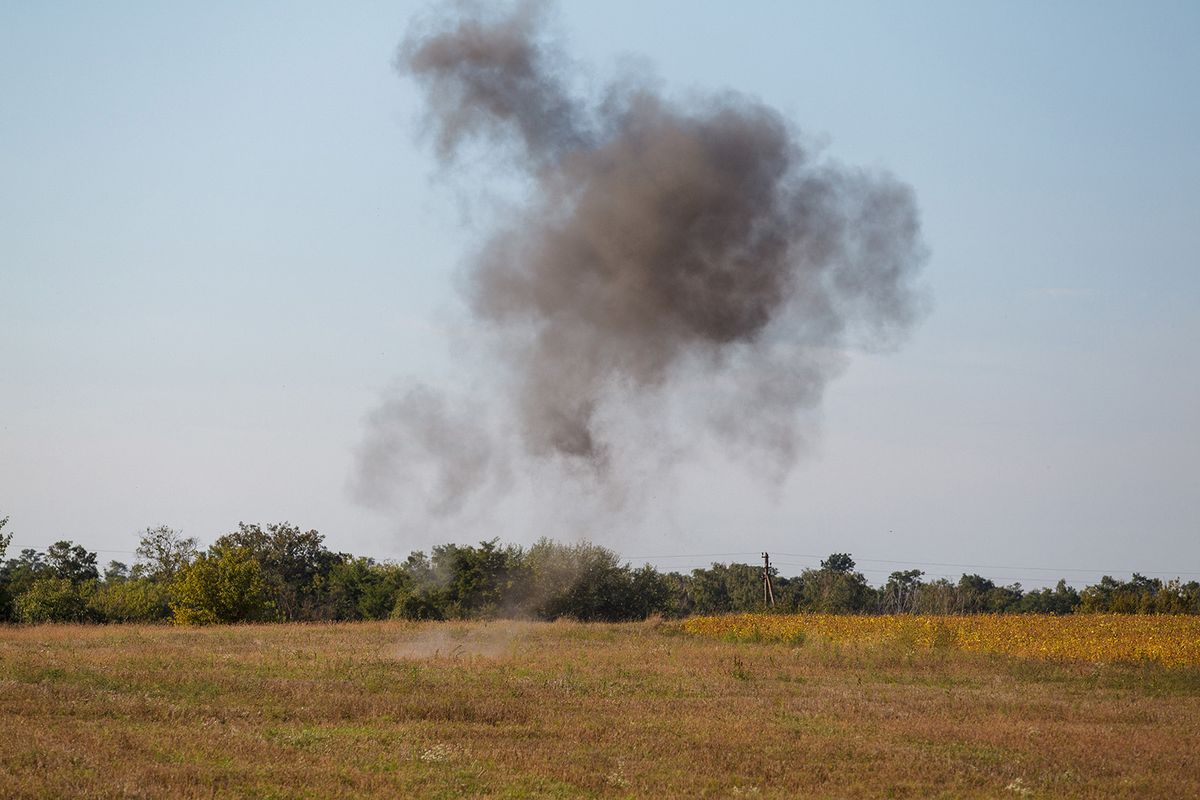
[0,619,1197,798]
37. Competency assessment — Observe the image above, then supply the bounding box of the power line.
[771,553,1200,577]
[621,550,1198,577]
[7,544,138,556]
[771,563,1068,584]
[626,552,759,560]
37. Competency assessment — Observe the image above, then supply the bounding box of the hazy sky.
[2,1,1197,588]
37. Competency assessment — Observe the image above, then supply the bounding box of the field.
[1,618,1198,798]
[681,613,1200,668]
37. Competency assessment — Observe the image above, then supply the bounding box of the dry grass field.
[1,618,1198,799]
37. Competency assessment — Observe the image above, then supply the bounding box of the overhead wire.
[623,551,1199,577]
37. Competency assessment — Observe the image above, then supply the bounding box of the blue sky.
[2,1,1197,587]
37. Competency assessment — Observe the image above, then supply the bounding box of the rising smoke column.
[364,1,927,512]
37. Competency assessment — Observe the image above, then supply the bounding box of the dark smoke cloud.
[360,1,927,514]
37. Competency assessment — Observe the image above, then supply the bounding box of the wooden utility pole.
[762,552,776,608]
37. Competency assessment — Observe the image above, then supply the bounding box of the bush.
[522,539,671,621]
[170,547,273,625]
[325,558,411,620]
[16,577,96,623]
[89,579,172,623]
[391,586,448,621]
[209,522,340,621]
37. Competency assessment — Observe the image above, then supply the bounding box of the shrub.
[170,547,273,625]
[89,579,172,623]
[16,577,96,623]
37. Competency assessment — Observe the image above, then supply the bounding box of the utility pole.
[762,552,776,608]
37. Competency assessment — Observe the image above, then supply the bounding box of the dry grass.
[1,619,1197,798]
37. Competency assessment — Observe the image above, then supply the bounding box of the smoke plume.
[356,1,927,516]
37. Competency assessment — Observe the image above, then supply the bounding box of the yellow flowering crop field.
[679,613,1200,668]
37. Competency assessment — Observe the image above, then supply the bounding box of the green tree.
[170,547,273,625]
[0,516,13,620]
[628,564,673,619]
[1016,579,1080,614]
[103,561,131,582]
[682,563,766,615]
[4,541,99,622]
[90,579,172,622]
[821,553,856,574]
[391,584,448,621]
[523,539,669,621]
[1154,580,1200,614]
[15,577,97,623]
[882,569,925,613]
[325,558,410,620]
[422,539,524,619]
[1,548,46,621]
[955,574,1009,613]
[135,526,198,582]
[45,540,99,582]
[391,551,449,620]
[211,522,340,620]
[800,554,874,613]
[1079,575,1163,613]
[0,515,11,562]
[772,574,806,613]
[984,583,1024,613]
[913,578,957,614]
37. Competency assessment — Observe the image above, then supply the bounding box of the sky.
[2,1,1197,589]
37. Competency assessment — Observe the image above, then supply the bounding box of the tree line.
[1,516,1197,624]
